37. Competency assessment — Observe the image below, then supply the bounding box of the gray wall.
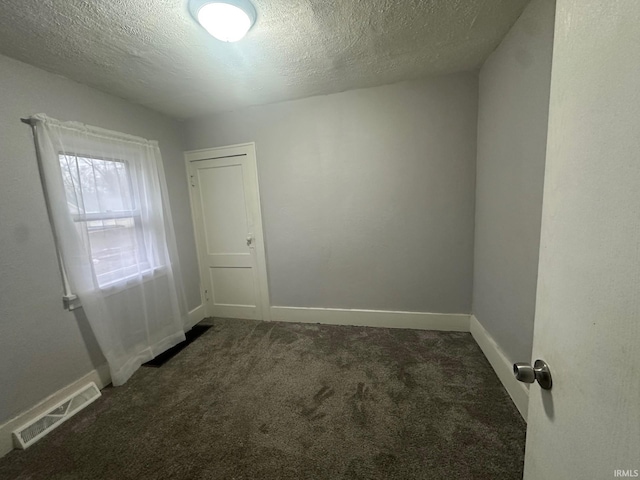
[0,54,199,424]
[472,0,556,363]
[185,73,478,314]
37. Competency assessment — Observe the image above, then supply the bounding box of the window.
[59,153,152,287]
[29,114,187,385]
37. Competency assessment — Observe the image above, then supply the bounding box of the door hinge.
[204,289,209,302]
[190,175,196,187]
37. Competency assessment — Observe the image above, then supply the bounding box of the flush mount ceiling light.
[189,0,257,42]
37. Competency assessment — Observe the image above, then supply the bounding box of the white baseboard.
[270,306,470,332]
[0,364,111,458]
[186,304,207,330]
[470,315,529,421]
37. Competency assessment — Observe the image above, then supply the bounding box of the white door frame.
[184,143,271,321]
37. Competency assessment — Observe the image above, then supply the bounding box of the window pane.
[60,153,151,287]
[82,217,149,286]
[60,155,134,215]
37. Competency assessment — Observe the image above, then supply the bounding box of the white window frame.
[59,152,158,291]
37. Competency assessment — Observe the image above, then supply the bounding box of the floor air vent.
[13,382,101,449]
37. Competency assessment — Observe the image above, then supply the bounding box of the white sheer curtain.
[31,114,187,385]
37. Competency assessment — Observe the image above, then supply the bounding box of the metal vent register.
[13,382,101,449]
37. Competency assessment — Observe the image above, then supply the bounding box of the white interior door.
[185,143,270,321]
[523,1,640,478]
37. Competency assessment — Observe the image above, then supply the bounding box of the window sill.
[100,266,168,297]
[63,266,168,309]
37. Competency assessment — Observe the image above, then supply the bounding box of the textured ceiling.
[0,0,529,119]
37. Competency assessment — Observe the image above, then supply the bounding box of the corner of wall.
[470,315,529,420]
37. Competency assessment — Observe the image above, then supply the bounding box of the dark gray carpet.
[0,319,526,479]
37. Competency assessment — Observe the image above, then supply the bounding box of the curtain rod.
[20,116,158,147]
[21,114,76,306]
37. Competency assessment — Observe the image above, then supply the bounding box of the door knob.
[246,235,253,247]
[513,360,552,390]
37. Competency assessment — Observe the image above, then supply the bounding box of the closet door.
[185,143,270,321]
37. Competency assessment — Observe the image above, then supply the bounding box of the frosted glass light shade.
[190,1,256,42]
